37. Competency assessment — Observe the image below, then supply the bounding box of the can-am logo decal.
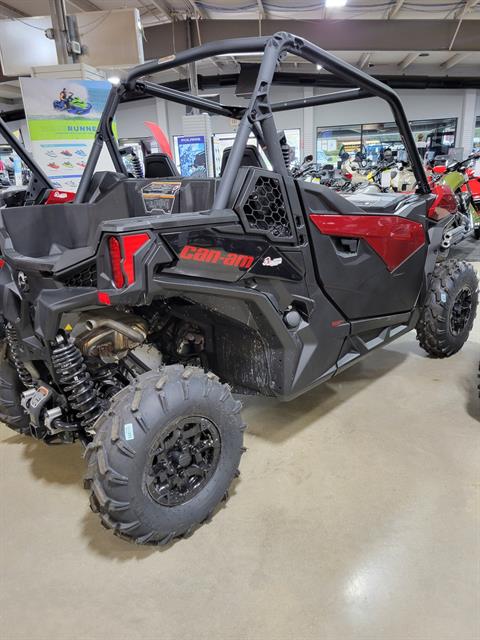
[179,245,255,269]
[262,256,282,267]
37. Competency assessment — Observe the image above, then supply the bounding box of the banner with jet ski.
[20,78,116,192]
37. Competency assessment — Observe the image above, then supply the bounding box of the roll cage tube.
[0,116,52,192]
[75,32,430,204]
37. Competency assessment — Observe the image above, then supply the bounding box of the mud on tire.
[416,259,478,358]
[84,365,246,545]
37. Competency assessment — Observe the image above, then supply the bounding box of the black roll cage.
[68,31,428,203]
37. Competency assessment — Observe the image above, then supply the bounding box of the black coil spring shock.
[51,335,102,430]
[130,152,144,179]
[5,323,33,387]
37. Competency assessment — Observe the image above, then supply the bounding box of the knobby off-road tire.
[84,365,246,545]
[416,259,478,358]
[0,348,29,434]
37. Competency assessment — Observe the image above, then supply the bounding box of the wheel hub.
[450,286,472,336]
[144,416,221,507]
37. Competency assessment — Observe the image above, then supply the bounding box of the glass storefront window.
[316,125,362,166]
[474,116,480,152]
[362,122,404,163]
[0,128,29,187]
[316,118,457,165]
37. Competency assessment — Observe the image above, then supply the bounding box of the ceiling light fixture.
[108,76,121,85]
[325,0,347,7]
[316,64,323,70]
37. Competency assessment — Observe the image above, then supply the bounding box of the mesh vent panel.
[243,176,292,238]
[61,263,97,288]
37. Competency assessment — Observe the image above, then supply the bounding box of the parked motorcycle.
[463,157,480,239]
[429,152,480,247]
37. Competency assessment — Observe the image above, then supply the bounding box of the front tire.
[416,259,478,358]
[84,365,245,545]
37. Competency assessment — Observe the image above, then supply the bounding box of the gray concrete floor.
[452,236,480,262]
[1,286,479,640]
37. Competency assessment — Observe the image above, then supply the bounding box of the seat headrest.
[144,153,179,178]
[220,145,265,176]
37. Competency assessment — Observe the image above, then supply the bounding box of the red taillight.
[344,172,353,180]
[428,184,457,221]
[433,165,446,174]
[108,236,124,288]
[122,233,150,285]
[0,258,5,269]
[107,233,150,289]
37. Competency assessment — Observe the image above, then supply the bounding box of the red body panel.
[310,213,425,271]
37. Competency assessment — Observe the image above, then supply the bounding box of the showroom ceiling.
[0,0,478,104]
[3,0,480,23]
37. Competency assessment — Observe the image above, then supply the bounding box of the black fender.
[0,264,21,325]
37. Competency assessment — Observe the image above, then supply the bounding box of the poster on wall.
[284,129,301,164]
[20,78,115,192]
[211,132,263,176]
[173,136,207,177]
[211,129,300,176]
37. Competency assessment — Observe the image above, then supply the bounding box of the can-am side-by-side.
[0,32,477,545]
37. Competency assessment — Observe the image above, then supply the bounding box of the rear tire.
[0,351,30,434]
[84,365,246,545]
[416,259,478,358]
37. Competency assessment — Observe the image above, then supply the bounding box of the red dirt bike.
[429,152,480,243]
[463,162,480,238]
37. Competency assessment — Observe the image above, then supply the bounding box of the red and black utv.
[0,32,477,545]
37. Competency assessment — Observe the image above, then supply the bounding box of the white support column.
[303,87,314,160]
[458,89,478,155]
[182,113,214,176]
[154,98,170,140]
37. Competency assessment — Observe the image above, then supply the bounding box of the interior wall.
[115,87,478,154]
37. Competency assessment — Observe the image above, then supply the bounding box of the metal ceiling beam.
[66,0,100,11]
[143,20,480,56]
[187,0,207,18]
[0,1,27,18]
[399,52,419,70]
[150,0,174,20]
[454,0,480,18]
[256,0,266,18]
[442,52,470,68]
[357,52,370,69]
[387,0,406,19]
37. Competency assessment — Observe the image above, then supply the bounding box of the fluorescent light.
[326,0,347,6]
[108,76,120,85]
[316,64,322,70]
